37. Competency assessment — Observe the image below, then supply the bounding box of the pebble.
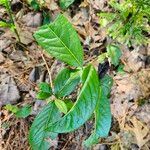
[22,12,42,28]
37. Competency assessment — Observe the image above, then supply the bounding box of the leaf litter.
[0,0,150,149]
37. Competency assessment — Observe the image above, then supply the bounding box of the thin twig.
[41,52,53,88]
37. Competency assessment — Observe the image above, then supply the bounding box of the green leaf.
[30,0,40,11]
[15,105,31,118]
[36,82,52,100]
[29,102,61,150]
[84,91,111,147]
[59,0,75,9]
[107,45,122,66]
[98,52,107,63]
[54,68,80,98]
[64,99,74,111]
[101,75,113,97]
[42,11,51,25]
[0,0,6,6]
[46,65,100,133]
[39,82,52,94]
[84,75,112,147]
[34,14,84,67]
[55,99,68,114]
[117,64,125,74]
[36,91,51,100]
[4,104,19,113]
[0,21,11,28]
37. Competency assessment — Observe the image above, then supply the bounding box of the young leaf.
[107,45,122,66]
[46,65,100,133]
[36,82,52,100]
[0,21,11,28]
[54,68,80,98]
[29,102,61,150]
[0,0,6,6]
[39,82,52,94]
[34,14,84,67]
[30,0,40,11]
[4,104,19,113]
[36,91,51,100]
[64,99,74,111]
[55,99,68,114]
[15,105,31,118]
[59,0,75,9]
[84,75,113,147]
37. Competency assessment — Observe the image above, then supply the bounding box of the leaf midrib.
[63,66,93,116]
[38,103,54,149]
[47,24,82,67]
[57,72,78,97]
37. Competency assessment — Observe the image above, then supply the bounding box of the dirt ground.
[0,0,150,150]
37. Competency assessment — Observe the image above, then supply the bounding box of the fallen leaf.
[125,117,149,148]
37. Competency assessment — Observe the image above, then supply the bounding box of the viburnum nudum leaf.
[84,75,113,147]
[34,14,83,67]
[29,102,61,150]
[59,0,75,9]
[46,65,100,132]
[39,82,52,93]
[36,92,51,100]
[36,82,52,100]
[54,68,81,98]
[101,75,113,96]
[54,99,68,114]
[107,45,122,66]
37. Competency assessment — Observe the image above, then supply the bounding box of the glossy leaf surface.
[34,14,83,67]
[54,68,80,98]
[36,82,52,100]
[29,102,61,150]
[46,65,99,133]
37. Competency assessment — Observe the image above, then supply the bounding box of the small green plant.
[0,0,20,41]
[29,14,113,149]
[98,44,122,66]
[5,104,31,118]
[99,0,150,46]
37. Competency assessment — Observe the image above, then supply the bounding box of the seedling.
[99,0,150,46]
[29,14,113,149]
[98,44,122,66]
[5,104,31,118]
[0,0,20,41]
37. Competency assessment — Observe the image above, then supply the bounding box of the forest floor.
[0,0,150,150]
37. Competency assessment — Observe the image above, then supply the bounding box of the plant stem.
[41,52,53,89]
[5,0,21,42]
